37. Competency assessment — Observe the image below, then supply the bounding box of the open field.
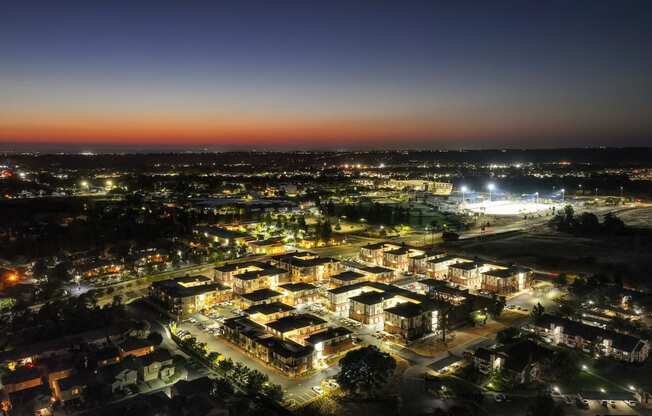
[447,207,652,287]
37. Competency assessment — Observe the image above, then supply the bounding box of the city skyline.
[2,0,652,149]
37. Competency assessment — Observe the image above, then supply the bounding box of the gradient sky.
[1,0,652,150]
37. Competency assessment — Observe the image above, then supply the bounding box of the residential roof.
[350,291,388,305]
[1,366,42,385]
[244,302,295,316]
[331,271,366,282]
[119,337,157,353]
[266,314,326,333]
[151,275,228,298]
[305,327,352,345]
[234,266,288,281]
[449,261,480,270]
[384,302,428,318]
[279,282,317,292]
[240,288,283,302]
[356,265,394,274]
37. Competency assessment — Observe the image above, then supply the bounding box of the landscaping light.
[600,388,606,393]
[581,364,588,371]
[629,385,636,391]
[553,386,560,393]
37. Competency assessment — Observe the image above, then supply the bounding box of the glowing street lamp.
[80,180,89,189]
[535,192,539,204]
[487,183,496,201]
[460,186,468,204]
[560,188,565,203]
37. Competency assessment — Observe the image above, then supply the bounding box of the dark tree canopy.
[337,345,396,399]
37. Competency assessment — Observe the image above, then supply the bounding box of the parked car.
[494,393,506,403]
[312,386,324,395]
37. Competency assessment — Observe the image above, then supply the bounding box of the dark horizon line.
[2,145,652,156]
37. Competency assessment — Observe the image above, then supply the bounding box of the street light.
[560,188,565,203]
[581,364,588,371]
[535,192,539,204]
[460,186,468,204]
[80,180,88,189]
[487,183,496,201]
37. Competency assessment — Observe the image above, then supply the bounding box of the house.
[472,341,554,384]
[221,316,315,376]
[244,302,295,324]
[481,265,531,294]
[265,314,328,341]
[100,357,139,393]
[277,282,319,305]
[2,385,53,416]
[56,373,90,404]
[150,275,231,317]
[238,288,284,309]
[355,265,395,283]
[118,337,157,358]
[271,252,340,282]
[330,270,368,287]
[1,367,43,394]
[247,237,286,255]
[230,264,288,295]
[532,314,650,363]
[138,348,175,382]
[384,302,439,342]
[305,327,354,361]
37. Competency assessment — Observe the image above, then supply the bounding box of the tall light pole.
[460,185,468,205]
[487,183,495,202]
[535,192,539,204]
[561,188,565,203]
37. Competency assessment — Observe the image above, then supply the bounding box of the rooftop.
[244,302,295,316]
[266,313,326,333]
[240,288,283,302]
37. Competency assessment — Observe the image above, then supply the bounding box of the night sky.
[1,0,651,150]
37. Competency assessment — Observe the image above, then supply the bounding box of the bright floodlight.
[487,183,495,191]
[460,186,468,193]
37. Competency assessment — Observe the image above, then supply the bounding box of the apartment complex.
[531,314,650,363]
[149,275,231,318]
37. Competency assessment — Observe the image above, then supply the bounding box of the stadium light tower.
[460,185,468,204]
[487,183,496,201]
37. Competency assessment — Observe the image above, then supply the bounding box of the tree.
[50,262,71,284]
[548,349,580,380]
[218,357,234,375]
[496,327,520,345]
[263,383,284,402]
[337,345,396,399]
[527,394,565,416]
[552,273,568,287]
[563,205,574,221]
[531,302,545,319]
[210,378,234,397]
[245,369,268,392]
[490,296,506,319]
